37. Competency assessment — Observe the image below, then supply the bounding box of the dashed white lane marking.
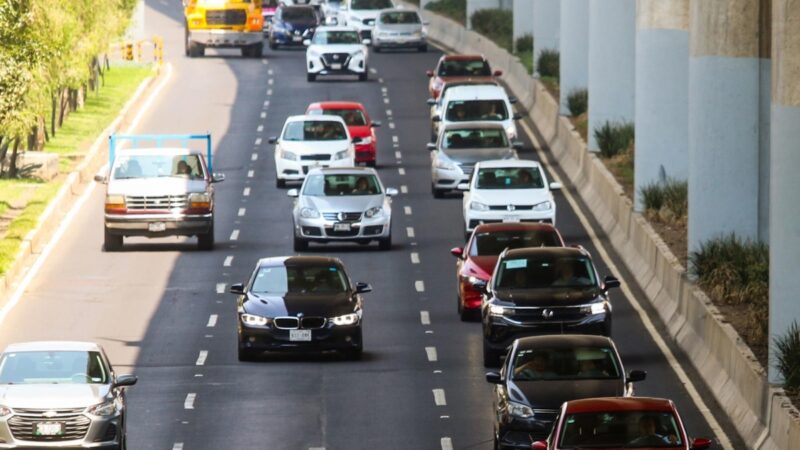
[238,208,246,217]
[173,443,184,450]
[434,369,442,374]
[398,167,405,175]
[381,86,388,93]
[415,280,425,292]
[254,137,262,146]
[386,109,392,116]
[309,448,325,450]
[243,187,251,196]
[378,77,384,83]
[184,393,196,409]
[268,79,274,85]
[223,256,234,267]
[383,98,390,104]
[207,314,218,327]
[264,100,270,107]
[395,151,402,159]
[257,125,263,133]
[230,229,240,241]
[425,347,438,362]
[251,153,258,161]
[410,252,420,264]
[389,122,395,129]
[406,227,415,238]
[400,185,408,193]
[404,206,412,215]
[370,68,377,74]
[392,135,398,142]
[432,389,446,406]
[216,283,226,294]
[441,438,453,450]
[196,350,208,366]
[420,310,430,325]
[260,111,267,119]
[268,69,274,75]
[261,59,268,65]
[267,89,273,96]
[247,170,254,178]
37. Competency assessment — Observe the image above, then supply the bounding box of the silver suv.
[0,341,137,449]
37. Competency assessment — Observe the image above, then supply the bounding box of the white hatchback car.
[460,160,561,239]
[338,0,396,40]
[305,26,370,82]
[432,84,521,141]
[271,115,356,187]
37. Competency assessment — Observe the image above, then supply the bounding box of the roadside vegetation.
[594,121,634,196]
[424,0,466,25]
[536,49,559,98]
[514,34,533,74]
[774,321,800,401]
[470,9,513,53]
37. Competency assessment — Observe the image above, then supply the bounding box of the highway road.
[0,1,745,448]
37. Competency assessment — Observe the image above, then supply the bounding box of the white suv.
[432,84,522,141]
[305,26,370,82]
[338,0,396,40]
[271,115,356,187]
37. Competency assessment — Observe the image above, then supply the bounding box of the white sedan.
[305,26,369,82]
[460,159,561,239]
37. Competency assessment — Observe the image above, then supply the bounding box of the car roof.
[565,397,676,414]
[441,54,486,62]
[280,4,315,10]
[442,79,499,90]
[116,147,200,156]
[379,8,417,15]
[4,341,103,353]
[472,222,561,234]
[285,114,347,123]
[504,247,589,259]
[257,255,344,268]
[307,101,366,111]
[475,159,542,169]
[314,25,360,32]
[307,166,378,176]
[441,121,506,131]
[444,84,509,101]
[515,334,614,349]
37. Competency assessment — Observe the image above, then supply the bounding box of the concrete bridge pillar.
[633,0,689,211]
[769,0,800,384]
[687,0,770,252]
[587,0,636,151]
[559,0,590,116]
[512,0,534,52]
[532,0,560,74]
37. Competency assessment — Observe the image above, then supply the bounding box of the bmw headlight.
[331,313,359,326]
[365,206,382,218]
[241,313,270,326]
[333,150,350,160]
[435,159,456,171]
[87,400,116,417]
[300,207,320,218]
[489,304,507,316]
[582,302,606,315]
[282,149,298,161]
[507,401,534,419]
[532,201,552,211]
[470,201,489,211]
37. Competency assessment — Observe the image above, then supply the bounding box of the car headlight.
[300,207,320,218]
[331,313,359,326]
[507,401,534,419]
[582,302,606,315]
[333,150,350,160]
[0,405,11,417]
[470,201,489,211]
[357,136,373,145]
[489,304,507,316]
[365,206,382,218]
[241,313,270,326]
[435,159,456,171]
[188,192,211,210]
[281,149,298,161]
[467,275,485,286]
[104,194,126,212]
[506,125,517,140]
[352,49,365,58]
[87,400,116,417]
[532,201,552,211]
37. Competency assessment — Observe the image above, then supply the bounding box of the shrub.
[639,178,688,218]
[594,121,635,158]
[536,49,559,79]
[774,321,800,391]
[515,34,533,53]
[566,88,588,117]
[471,9,513,52]
[425,0,466,25]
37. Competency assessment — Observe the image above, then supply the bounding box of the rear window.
[281,7,316,21]
[445,100,508,122]
[470,229,561,256]
[437,59,491,77]
[380,11,420,24]
[308,108,367,126]
[283,120,347,141]
[496,255,597,289]
[560,411,684,448]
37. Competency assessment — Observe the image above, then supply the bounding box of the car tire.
[238,342,258,362]
[483,341,501,368]
[187,40,204,58]
[418,44,427,52]
[104,230,123,252]
[378,230,391,251]
[293,235,309,252]
[344,328,363,360]
[276,177,286,188]
[269,39,278,50]
[359,71,368,82]
[245,43,263,58]
[197,225,214,251]
[373,46,381,53]
[307,72,316,82]
[458,296,471,322]
[432,183,445,199]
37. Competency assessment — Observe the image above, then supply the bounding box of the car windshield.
[496,255,597,289]
[380,11,420,24]
[308,108,367,126]
[352,0,393,10]
[312,30,361,44]
[438,59,492,77]
[511,347,621,381]
[251,265,349,294]
[283,120,348,141]
[443,128,508,149]
[559,411,684,448]
[445,100,508,122]
[476,167,544,189]
[112,154,204,180]
[470,229,561,256]
[282,6,316,21]
[303,174,381,196]
[0,351,109,385]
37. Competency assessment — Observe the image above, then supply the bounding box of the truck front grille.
[205,9,247,26]
[125,195,188,210]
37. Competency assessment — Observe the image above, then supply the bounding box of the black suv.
[479,247,620,367]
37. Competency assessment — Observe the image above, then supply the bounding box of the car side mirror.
[432,115,441,122]
[457,183,470,191]
[513,113,523,121]
[450,247,463,258]
[303,39,311,46]
[511,141,524,151]
[361,38,371,46]
[426,98,436,106]
[371,121,382,128]
[485,371,502,384]
[385,187,399,196]
[287,188,299,197]
[509,96,518,104]
[355,282,372,294]
[212,173,225,183]
[531,442,547,450]
[493,70,503,77]
[426,143,437,151]
[114,374,138,387]
[268,136,278,144]
[94,173,108,183]
[626,370,647,383]
[603,275,620,290]
[549,182,562,190]
[426,70,434,77]
[229,283,245,295]
[690,438,712,450]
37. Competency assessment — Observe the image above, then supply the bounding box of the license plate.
[331,63,342,70]
[333,223,351,232]
[148,222,166,232]
[502,216,520,223]
[289,329,312,341]
[35,422,63,436]
[293,36,302,42]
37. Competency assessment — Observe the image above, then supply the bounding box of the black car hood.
[283,20,317,31]
[495,287,603,307]
[244,292,353,317]
[507,378,623,409]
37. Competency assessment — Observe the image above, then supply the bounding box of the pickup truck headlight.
[86,401,116,417]
[364,206,382,218]
[241,313,270,326]
[532,201,552,211]
[333,150,350,160]
[331,313,359,326]
[470,201,489,211]
[281,149,298,161]
[188,192,212,210]
[300,207,320,218]
[0,405,11,417]
[105,195,126,213]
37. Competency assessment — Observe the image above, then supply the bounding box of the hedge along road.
[0,0,744,449]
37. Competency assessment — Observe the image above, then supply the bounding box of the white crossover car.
[271,115,356,187]
[372,9,427,52]
[305,26,370,81]
[338,0,396,40]
[432,84,522,141]
[288,167,397,250]
[460,159,561,239]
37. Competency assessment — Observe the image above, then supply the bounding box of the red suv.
[426,54,502,99]
[533,397,712,450]
[450,223,564,321]
[306,101,381,167]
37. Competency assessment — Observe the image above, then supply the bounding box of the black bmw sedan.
[479,247,621,367]
[231,256,371,361]
[485,335,646,449]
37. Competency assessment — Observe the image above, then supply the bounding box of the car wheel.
[458,296,471,322]
[104,230,123,252]
[373,46,381,53]
[237,342,258,362]
[187,41,204,58]
[269,39,278,50]
[344,328,363,360]
[293,235,308,252]
[197,224,214,251]
[245,43,263,58]
[432,183,445,199]
[307,72,316,82]
[359,71,368,82]
[418,44,427,52]
[483,341,501,368]
[276,177,286,188]
[378,230,391,251]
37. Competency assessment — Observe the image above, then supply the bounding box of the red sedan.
[426,54,502,99]
[450,223,564,321]
[532,397,712,450]
[306,101,381,167]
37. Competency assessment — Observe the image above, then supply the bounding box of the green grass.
[516,51,533,74]
[425,0,466,25]
[0,179,42,217]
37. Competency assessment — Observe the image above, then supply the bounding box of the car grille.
[507,306,589,323]
[326,227,360,237]
[300,154,331,161]
[322,212,362,222]
[125,195,188,210]
[301,317,326,329]
[488,204,535,211]
[360,29,372,40]
[273,316,326,329]
[9,409,91,442]
[322,53,351,67]
[205,9,247,25]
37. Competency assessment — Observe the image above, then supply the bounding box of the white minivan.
[432,84,522,141]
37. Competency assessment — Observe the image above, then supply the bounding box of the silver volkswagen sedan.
[0,341,137,449]
[289,167,397,251]
[372,9,427,52]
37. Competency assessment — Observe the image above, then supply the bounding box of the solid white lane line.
[415,280,425,292]
[251,153,258,161]
[207,314,218,327]
[441,438,453,450]
[223,256,234,267]
[432,389,446,406]
[238,208,246,217]
[184,393,196,409]
[425,346,438,362]
[404,206,412,215]
[257,125,263,133]
[243,187,251,196]
[216,283,225,294]
[230,230,240,241]
[420,310,430,325]
[406,227,415,238]
[400,185,408,193]
[196,350,208,366]
[398,168,405,175]
[519,119,734,450]
[255,138,262,146]
[410,252,420,264]
[173,443,184,450]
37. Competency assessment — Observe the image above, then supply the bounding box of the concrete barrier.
[409,3,800,449]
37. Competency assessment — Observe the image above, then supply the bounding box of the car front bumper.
[270,31,308,45]
[105,213,213,237]
[355,143,376,163]
[496,415,557,449]
[483,313,611,351]
[294,214,391,242]
[275,156,355,182]
[188,30,263,47]
[238,322,362,353]
[373,35,426,48]
[464,209,556,232]
[307,55,368,75]
[0,412,124,449]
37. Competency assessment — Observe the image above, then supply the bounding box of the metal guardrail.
[110,36,164,63]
